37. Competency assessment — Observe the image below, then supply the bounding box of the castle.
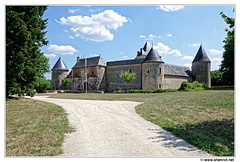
[51,42,211,92]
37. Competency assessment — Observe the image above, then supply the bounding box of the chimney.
[77,56,80,62]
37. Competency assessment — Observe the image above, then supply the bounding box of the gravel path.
[33,96,212,157]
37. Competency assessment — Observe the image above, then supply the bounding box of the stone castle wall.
[192,62,211,87]
[163,75,192,89]
[106,64,142,92]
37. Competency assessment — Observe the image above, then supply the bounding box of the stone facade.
[51,42,211,92]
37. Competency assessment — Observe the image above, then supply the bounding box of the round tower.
[192,45,211,87]
[142,47,164,90]
[51,57,69,90]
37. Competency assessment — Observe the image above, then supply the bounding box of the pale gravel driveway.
[33,96,212,157]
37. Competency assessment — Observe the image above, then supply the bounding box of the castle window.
[92,71,94,75]
[159,67,162,74]
[129,69,132,73]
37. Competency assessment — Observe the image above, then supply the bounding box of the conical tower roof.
[192,45,210,62]
[143,47,163,63]
[51,57,68,71]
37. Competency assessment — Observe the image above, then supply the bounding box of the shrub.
[179,81,207,91]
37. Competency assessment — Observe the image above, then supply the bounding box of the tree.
[61,78,72,90]
[119,70,137,92]
[211,70,224,86]
[220,11,234,85]
[35,77,51,93]
[6,6,49,97]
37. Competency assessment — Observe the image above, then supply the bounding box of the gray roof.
[192,45,211,62]
[107,58,144,66]
[164,64,192,77]
[72,56,106,68]
[52,57,68,71]
[137,42,152,56]
[143,48,163,63]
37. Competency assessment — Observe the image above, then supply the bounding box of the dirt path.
[33,96,212,157]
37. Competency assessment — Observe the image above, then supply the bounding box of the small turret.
[142,47,164,90]
[192,45,211,87]
[51,57,69,90]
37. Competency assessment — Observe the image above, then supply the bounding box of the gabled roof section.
[72,56,106,68]
[164,64,193,77]
[143,47,163,63]
[192,45,211,62]
[136,42,152,57]
[51,57,68,71]
[143,42,152,52]
[107,58,144,66]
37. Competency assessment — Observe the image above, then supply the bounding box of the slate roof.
[137,42,152,56]
[107,58,144,66]
[192,45,211,62]
[72,56,106,68]
[164,64,192,77]
[143,48,163,63]
[52,57,68,71]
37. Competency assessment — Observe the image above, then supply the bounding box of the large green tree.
[220,11,234,85]
[6,6,50,97]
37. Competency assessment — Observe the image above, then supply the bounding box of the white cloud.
[211,57,223,63]
[68,8,80,14]
[157,5,185,12]
[47,44,77,55]
[207,49,223,55]
[154,42,182,56]
[181,55,194,60]
[166,34,173,37]
[89,54,100,57]
[183,63,192,69]
[63,29,69,32]
[69,36,74,39]
[56,10,128,42]
[139,34,161,40]
[211,57,223,70]
[44,53,57,58]
[187,43,201,47]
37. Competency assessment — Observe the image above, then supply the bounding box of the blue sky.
[41,5,235,79]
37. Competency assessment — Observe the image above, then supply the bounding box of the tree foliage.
[220,11,234,85]
[61,78,72,90]
[211,70,224,86]
[35,77,51,93]
[6,6,50,97]
[119,70,137,92]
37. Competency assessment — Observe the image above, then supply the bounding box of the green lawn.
[37,89,234,156]
[6,98,71,156]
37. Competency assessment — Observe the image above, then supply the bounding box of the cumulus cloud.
[211,57,223,70]
[166,34,173,37]
[183,63,192,69]
[207,49,223,55]
[56,10,128,42]
[44,53,57,58]
[68,8,80,14]
[157,5,185,12]
[154,42,182,56]
[139,34,161,40]
[47,44,77,55]
[181,55,194,60]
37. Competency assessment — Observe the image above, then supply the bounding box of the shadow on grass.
[210,86,234,90]
[148,119,234,156]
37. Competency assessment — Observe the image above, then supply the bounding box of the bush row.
[118,81,207,93]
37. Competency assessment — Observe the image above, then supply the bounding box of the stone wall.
[52,70,69,90]
[192,62,211,87]
[142,62,164,90]
[163,75,192,89]
[106,64,142,92]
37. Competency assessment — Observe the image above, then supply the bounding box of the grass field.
[6,98,71,156]
[37,89,234,156]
